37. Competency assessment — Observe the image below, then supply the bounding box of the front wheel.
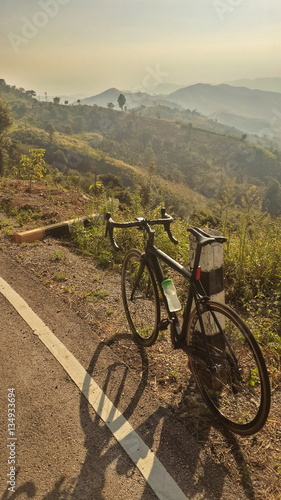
[121,249,160,346]
[186,301,271,435]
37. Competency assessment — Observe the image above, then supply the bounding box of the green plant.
[52,272,68,282]
[71,217,114,269]
[15,208,43,226]
[63,285,75,294]
[0,99,13,175]
[82,289,108,301]
[0,219,13,236]
[50,250,65,262]
[224,212,281,304]
[248,367,259,387]
[168,370,178,382]
[13,148,46,190]
[21,241,40,248]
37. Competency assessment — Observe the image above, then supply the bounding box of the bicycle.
[105,208,271,436]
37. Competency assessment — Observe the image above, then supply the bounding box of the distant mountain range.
[225,77,281,94]
[149,83,183,95]
[79,82,281,139]
[80,87,183,111]
[169,83,281,135]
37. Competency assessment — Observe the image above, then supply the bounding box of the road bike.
[105,208,271,435]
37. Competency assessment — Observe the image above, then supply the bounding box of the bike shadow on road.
[1,333,255,500]
[70,332,256,500]
[1,477,36,500]
[1,332,255,500]
[71,333,153,499]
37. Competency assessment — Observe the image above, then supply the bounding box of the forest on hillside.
[1,79,281,218]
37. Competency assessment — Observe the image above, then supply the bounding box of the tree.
[262,179,281,216]
[139,162,157,208]
[53,96,60,104]
[26,90,36,98]
[64,100,69,105]
[52,149,67,171]
[45,122,56,143]
[0,99,12,135]
[64,125,73,135]
[0,99,12,175]
[107,102,115,109]
[99,173,121,189]
[12,101,28,118]
[117,94,126,110]
[14,149,47,190]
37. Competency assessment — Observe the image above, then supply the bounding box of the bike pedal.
[159,318,170,331]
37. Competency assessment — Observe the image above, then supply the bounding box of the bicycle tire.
[121,249,160,346]
[186,301,271,435]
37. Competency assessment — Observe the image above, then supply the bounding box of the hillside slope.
[1,81,281,213]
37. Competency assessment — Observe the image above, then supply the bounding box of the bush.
[224,211,280,299]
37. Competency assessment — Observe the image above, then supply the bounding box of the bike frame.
[140,227,209,348]
[105,210,225,351]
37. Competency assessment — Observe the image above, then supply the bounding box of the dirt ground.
[1,180,280,500]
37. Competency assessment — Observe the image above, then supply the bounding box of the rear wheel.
[186,301,271,435]
[121,249,160,346]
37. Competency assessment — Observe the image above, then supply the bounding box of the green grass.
[50,250,65,262]
[82,289,109,301]
[52,272,68,282]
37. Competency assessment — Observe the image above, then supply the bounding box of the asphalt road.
[0,254,250,500]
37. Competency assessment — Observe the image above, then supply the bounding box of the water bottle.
[161,279,181,312]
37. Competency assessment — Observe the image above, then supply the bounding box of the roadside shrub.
[224,212,281,304]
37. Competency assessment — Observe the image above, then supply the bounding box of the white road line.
[0,277,189,500]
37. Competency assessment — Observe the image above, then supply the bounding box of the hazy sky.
[1,0,281,97]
